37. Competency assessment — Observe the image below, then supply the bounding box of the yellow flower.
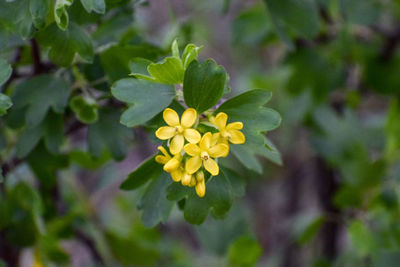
[155,146,182,175]
[155,108,201,155]
[211,112,245,144]
[184,132,229,176]
[195,171,206,197]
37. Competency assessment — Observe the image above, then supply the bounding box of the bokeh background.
[2,0,400,266]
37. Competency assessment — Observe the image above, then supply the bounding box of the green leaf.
[171,39,179,58]
[183,59,227,113]
[36,23,94,67]
[120,156,163,190]
[0,58,12,86]
[87,108,129,161]
[80,0,106,14]
[129,58,153,79]
[0,0,33,38]
[183,171,233,224]
[216,89,281,173]
[10,74,70,127]
[137,172,173,228]
[0,94,12,116]
[348,220,377,257]
[29,0,51,29]
[111,78,175,128]
[264,0,320,40]
[100,45,161,82]
[227,235,263,267]
[16,111,64,158]
[147,57,184,84]
[181,44,202,69]
[54,0,73,30]
[373,250,400,267]
[69,96,98,124]
[221,167,246,197]
[69,150,110,169]
[293,214,325,245]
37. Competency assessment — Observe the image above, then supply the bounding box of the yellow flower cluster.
[155,108,245,197]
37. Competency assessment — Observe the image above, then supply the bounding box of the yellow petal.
[184,144,201,156]
[226,121,243,130]
[181,172,192,186]
[196,171,205,182]
[184,128,201,144]
[163,108,180,126]
[181,108,197,128]
[155,126,176,140]
[214,112,228,130]
[189,176,196,187]
[229,130,246,144]
[204,158,219,176]
[157,146,170,157]
[211,133,220,146]
[208,144,229,158]
[195,180,206,198]
[170,134,184,155]
[155,155,168,164]
[171,169,183,182]
[200,132,212,151]
[185,156,202,174]
[163,158,181,172]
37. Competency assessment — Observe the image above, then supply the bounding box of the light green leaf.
[228,235,263,267]
[183,59,227,113]
[69,96,98,124]
[0,58,12,86]
[0,0,33,38]
[137,172,173,228]
[129,58,153,79]
[120,156,163,190]
[171,39,179,58]
[181,44,202,69]
[88,108,129,161]
[0,94,12,116]
[10,74,70,127]
[147,57,184,84]
[111,78,175,128]
[348,220,377,257]
[36,23,94,67]
[54,0,73,30]
[216,89,281,173]
[69,150,110,169]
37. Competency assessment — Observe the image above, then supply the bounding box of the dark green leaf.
[36,23,93,66]
[10,74,70,127]
[120,156,163,190]
[0,94,12,116]
[111,78,175,128]
[264,0,320,40]
[0,58,12,86]
[80,0,106,14]
[216,89,281,173]
[29,0,51,29]
[183,59,227,113]
[137,172,173,228]
[69,150,110,169]
[88,108,129,161]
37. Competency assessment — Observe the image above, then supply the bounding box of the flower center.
[221,130,231,139]
[201,151,209,160]
[175,125,184,134]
